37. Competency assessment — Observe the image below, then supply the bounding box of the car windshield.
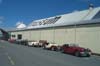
[49,42,56,44]
[69,44,79,47]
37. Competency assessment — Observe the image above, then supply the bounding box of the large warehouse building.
[9,7,100,54]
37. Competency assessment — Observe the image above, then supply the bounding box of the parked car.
[43,42,60,51]
[8,38,16,43]
[60,44,91,57]
[39,40,48,47]
[28,41,34,47]
[28,40,39,47]
[15,39,28,46]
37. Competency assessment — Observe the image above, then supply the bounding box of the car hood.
[71,46,87,50]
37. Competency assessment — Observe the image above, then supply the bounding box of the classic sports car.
[43,42,60,51]
[60,44,92,57]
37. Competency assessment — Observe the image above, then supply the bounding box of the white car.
[28,41,39,47]
[44,43,60,51]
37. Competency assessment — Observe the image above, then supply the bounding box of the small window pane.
[12,35,16,37]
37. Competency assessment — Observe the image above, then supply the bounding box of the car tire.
[51,47,56,51]
[43,46,46,49]
[43,46,45,48]
[33,44,35,47]
[87,54,91,57]
[51,46,58,51]
[61,49,64,53]
[75,51,80,57]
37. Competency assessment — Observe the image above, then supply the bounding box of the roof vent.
[89,4,94,10]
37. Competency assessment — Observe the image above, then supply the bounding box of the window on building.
[12,35,16,37]
[17,34,22,39]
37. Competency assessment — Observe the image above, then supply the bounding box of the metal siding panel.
[65,28,75,43]
[30,30,40,41]
[41,29,54,42]
[22,31,30,40]
[76,26,100,53]
[54,28,66,44]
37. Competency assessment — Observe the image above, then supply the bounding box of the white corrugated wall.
[10,24,100,53]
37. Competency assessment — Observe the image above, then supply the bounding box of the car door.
[63,45,71,53]
[65,46,75,54]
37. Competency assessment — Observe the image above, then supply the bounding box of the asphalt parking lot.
[0,41,100,66]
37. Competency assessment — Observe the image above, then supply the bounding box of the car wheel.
[51,47,56,51]
[61,49,64,53]
[43,46,46,49]
[87,54,91,57]
[75,51,80,57]
[33,44,35,47]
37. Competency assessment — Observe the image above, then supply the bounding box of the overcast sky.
[0,0,100,29]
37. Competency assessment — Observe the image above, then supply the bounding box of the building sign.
[30,16,61,26]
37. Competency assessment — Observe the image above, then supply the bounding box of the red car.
[60,44,91,57]
[8,39,16,43]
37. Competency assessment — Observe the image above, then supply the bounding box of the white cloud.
[0,0,2,4]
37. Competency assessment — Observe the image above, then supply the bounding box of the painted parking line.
[5,53,15,65]
[8,56,15,65]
